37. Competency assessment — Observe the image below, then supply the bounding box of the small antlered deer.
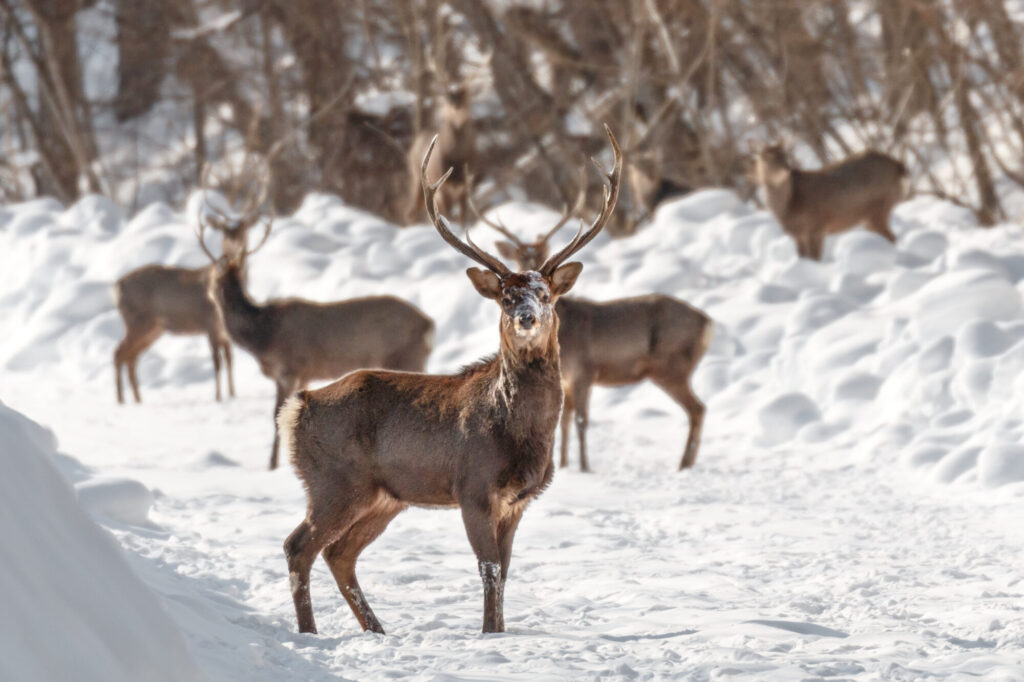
[405,85,475,226]
[277,126,621,635]
[754,144,907,260]
[197,218,434,471]
[476,203,713,472]
[112,183,267,404]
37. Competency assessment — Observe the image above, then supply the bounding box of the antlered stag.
[754,144,907,260]
[405,85,475,226]
[197,220,434,471]
[277,126,621,635]
[112,186,267,404]
[478,207,713,472]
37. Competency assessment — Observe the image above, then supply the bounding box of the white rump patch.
[276,395,305,465]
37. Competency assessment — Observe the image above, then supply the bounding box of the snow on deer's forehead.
[503,272,550,297]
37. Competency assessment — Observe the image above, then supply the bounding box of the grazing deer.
[112,183,267,405]
[197,219,434,471]
[277,126,621,635]
[476,205,712,472]
[754,144,907,260]
[405,85,475,226]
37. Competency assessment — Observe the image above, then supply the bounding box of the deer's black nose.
[518,313,536,330]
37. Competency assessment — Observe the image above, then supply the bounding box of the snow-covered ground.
[2,189,1023,680]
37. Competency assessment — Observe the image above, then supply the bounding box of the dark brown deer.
[277,126,621,635]
[479,211,713,472]
[754,144,907,260]
[112,182,267,404]
[197,221,434,471]
[405,85,475,226]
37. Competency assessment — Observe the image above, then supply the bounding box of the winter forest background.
[4,0,1024,226]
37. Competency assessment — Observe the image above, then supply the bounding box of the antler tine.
[541,168,588,242]
[194,215,220,264]
[421,135,511,276]
[238,160,271,226]
[198,163,232,231]
[539,124,623,276]
[241,215,274,260]
[469,193,523,246]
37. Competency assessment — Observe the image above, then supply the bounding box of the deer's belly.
[594,361,650,386]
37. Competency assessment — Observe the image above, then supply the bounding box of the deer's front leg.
[460,500,504,633]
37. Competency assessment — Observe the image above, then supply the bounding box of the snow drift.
[0,400,202,682]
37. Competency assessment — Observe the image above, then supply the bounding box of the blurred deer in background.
[477,197,713,472]
[197,217,434,470]
[112,173,268,404]
[278,127,621,635]
[405,84,475,226]
[754,143,907,260]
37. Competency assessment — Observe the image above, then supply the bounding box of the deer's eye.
[539,292,550,303]
[502,297,513,308]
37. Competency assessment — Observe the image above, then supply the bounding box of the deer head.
[196,163,273,270]
[423,124,621,355]
[470,177,587,272]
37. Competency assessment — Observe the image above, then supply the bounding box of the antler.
[422,136,511,276]
[468,192,523,247]
[538,124,622,276]
[540,169,588,242]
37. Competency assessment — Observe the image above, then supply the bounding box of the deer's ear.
[550,262,583,296]
[494,241,518,261]
[466,268,502,300]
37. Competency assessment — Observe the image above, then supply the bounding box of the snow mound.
[0,401,201,682]
[4,187,1024,499]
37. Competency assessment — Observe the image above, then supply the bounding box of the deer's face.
[755,145,790,175]
[467,266,581,352]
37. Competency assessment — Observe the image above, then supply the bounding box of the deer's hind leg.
[115,323,161,404]
[222,341,235,398]
[285,490,372,634]
[321,498,403,634]
[558,387,575,469]
[867,206,897,243]
[652,370,706,470]
[206,332,223,402]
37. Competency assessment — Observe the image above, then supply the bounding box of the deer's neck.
[214,269,272,355]
[763,166,794,212]
[491,321,563,443]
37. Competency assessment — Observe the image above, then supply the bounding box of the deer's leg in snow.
[653,373,706,470]
[559,388,575,469]
[207,332,223,401]
[223,342,235,398]
[322,505,402,634]
[461,500,505,633]
[572,378,594,472]
[497,506,525,586]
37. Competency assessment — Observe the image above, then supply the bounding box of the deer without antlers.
[197,214,434,471]
[405,85,475,226]
[481,202,713,472]
[754,144,907,260]
[278,126,621,635]
[112,178,269,404]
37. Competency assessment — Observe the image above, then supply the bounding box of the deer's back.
[115,265,219,333]
[557,295,710,385]
[786,152,905,231]
[270,296,432,382]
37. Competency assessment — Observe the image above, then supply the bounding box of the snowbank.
[9,189,1022,491]
[0,400,202,682]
